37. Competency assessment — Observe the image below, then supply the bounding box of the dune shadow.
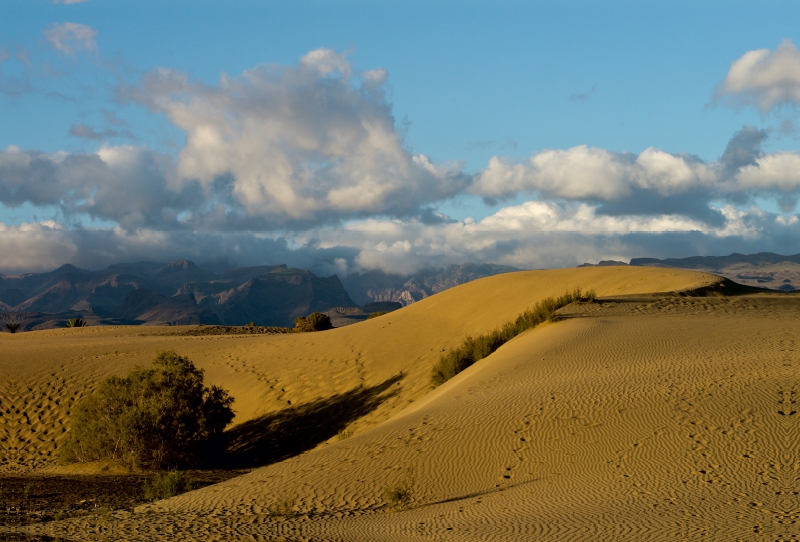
[224,373,404,469]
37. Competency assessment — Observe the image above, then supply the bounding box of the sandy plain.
[3,266,797,540]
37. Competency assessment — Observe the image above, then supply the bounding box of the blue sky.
[1,0,800,274]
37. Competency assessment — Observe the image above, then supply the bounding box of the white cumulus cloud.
[717,39,800,112]
[472,146,717,202]
[122,49,468,226]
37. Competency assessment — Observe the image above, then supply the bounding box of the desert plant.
[4,323,20,333]
[266,496,297,519]
[367,311,389,319]
[143,470,195,501]
[337,428,353,440]
[294,312,333,332]
[431,288,595,388]
[60,350,235,469]
[383,468,415,510]
[66,318,87,328]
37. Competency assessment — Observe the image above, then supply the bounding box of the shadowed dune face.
[225,374,404,469]
[28,293,800,541]
[0,267,719,474]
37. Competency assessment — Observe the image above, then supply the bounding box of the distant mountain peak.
[54,263,89,274]
[156,260,200,275]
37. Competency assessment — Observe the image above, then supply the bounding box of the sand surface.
[7,267,794,539]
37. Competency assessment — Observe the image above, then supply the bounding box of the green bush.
[431,288,595,388]
[143,470,195,501]
[367,311,389,319]
[60,350,235,469]
[294,312,333,332]
[66,318,87,328]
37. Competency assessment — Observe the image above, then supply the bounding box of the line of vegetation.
[367,311,389,319]
[66,318,87,328]
[60,350,235,470]
[430,287,596,388]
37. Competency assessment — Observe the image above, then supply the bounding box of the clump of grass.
[266,496,297,519]
[53,510,66,521]
[383,468,415,510]
[367,311,389,319]
[5,323,20,333]
[23,482,35,499]
[96,506,112,521]
[337,428,353,440]
[143,471,195,501]
[431,287,595,388]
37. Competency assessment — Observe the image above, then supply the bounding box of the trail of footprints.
[0,375,85,473]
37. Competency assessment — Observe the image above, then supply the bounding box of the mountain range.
[0,261,518,331]
[630,252,800,291]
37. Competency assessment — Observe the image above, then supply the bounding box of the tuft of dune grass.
[430,287,595,388]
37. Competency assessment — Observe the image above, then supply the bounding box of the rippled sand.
[9,267,787,540]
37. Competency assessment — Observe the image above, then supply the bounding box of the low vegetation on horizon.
[60,351,235,470]
[294,312,333,332]
[431,287,596,387]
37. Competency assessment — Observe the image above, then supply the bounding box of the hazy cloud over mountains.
[2,44,800,274]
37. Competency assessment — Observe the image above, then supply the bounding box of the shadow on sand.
[224,373,404,469]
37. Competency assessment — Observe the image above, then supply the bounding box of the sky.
[2,0,800,275]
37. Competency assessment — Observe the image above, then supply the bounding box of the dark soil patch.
[0,470,248,527]
[177,325,297,336]
[0,535,58,541]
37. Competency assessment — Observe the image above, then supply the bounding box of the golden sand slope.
[0,266,717,474]
[31,293,800,541]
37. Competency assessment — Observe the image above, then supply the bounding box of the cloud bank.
[3,46,800,275]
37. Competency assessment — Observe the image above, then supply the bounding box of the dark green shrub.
[60,350,235,469]
[4,323,20,333]
[294,312,333,332]
[66,318,87,328]
[367,311,389,319]
[143,470,195,501]
[431,288,595,388]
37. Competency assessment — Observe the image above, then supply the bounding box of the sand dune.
[0,266,716,474]
[9,266,790,539]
